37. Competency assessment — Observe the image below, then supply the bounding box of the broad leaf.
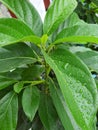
[0,75,16,90]
[22,65,44,81]
[56,12,85,34]
[39,93,61,130]
[70,46,98,73]
[14,81,24,93]
[22,86,40,121]
[62,13,85,28]
[0,0,43,36]
[0,91,18,130]
[49,78,80,130]
[0,18,41,46]
[49,13,85,42]
[0,68,26,81]
[42,48,97,130]
[0,43,37,72]
[43,0,77,35]
[76,50,98,73]
[54,24,98,44]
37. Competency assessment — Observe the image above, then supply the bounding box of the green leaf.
[71,46,98,73]
[0,0,43,36]
[49,12,85,42]
[62,13,85,28]
[92,0,98,5]
[0,91,18,130]
[43,0,77,35]
[41,34,48,47]
[14,81,24,93]
[0,18,41,46]
[0,43,37,72]
[77,50,98,72]
[39,93,60,130]
[22,65,44,81]
[55,12,85,35]
[49,78,80,130]
[0,68,26,81]
[0,75,16,90]
[56,12,85,33]
[54,24,98,44]
[22,86,40,121]
[42,48,97,130]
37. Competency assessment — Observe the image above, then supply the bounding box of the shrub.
[0,0,98,130]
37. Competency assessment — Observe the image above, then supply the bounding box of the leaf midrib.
[0,56,36,61]
[46,1,76,34]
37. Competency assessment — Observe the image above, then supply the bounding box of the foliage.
[76,0,98,23]
[0,0,98,130]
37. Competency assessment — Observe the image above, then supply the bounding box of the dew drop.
[64,63,69,69]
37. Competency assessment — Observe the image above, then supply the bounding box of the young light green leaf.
[0,91,18,130]
[0,43,37,72]
[42,48,97,130]
[49,78,80,130]
[0,0,43,36]
[41,34,48,47]
[39,93,60,130]
[54,24,98,44]
[43,0,77,35]
[0,18,41,46]
[0,75,16,90]
[14,81,24,93]
[22,86,40,121]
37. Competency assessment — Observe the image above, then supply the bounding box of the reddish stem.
[8,10,17,18]
[43,0,50,10]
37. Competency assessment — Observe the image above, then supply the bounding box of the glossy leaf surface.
[49,13,85,42]
[0,43,37,72]
[0,91,18,130]
[49,78,80,130]
[0,0,43,36]
[0,18,41,46]
[54,24,98,44]
[22,86,40,121]
[43,0,77,35]
[42,48,97,130]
